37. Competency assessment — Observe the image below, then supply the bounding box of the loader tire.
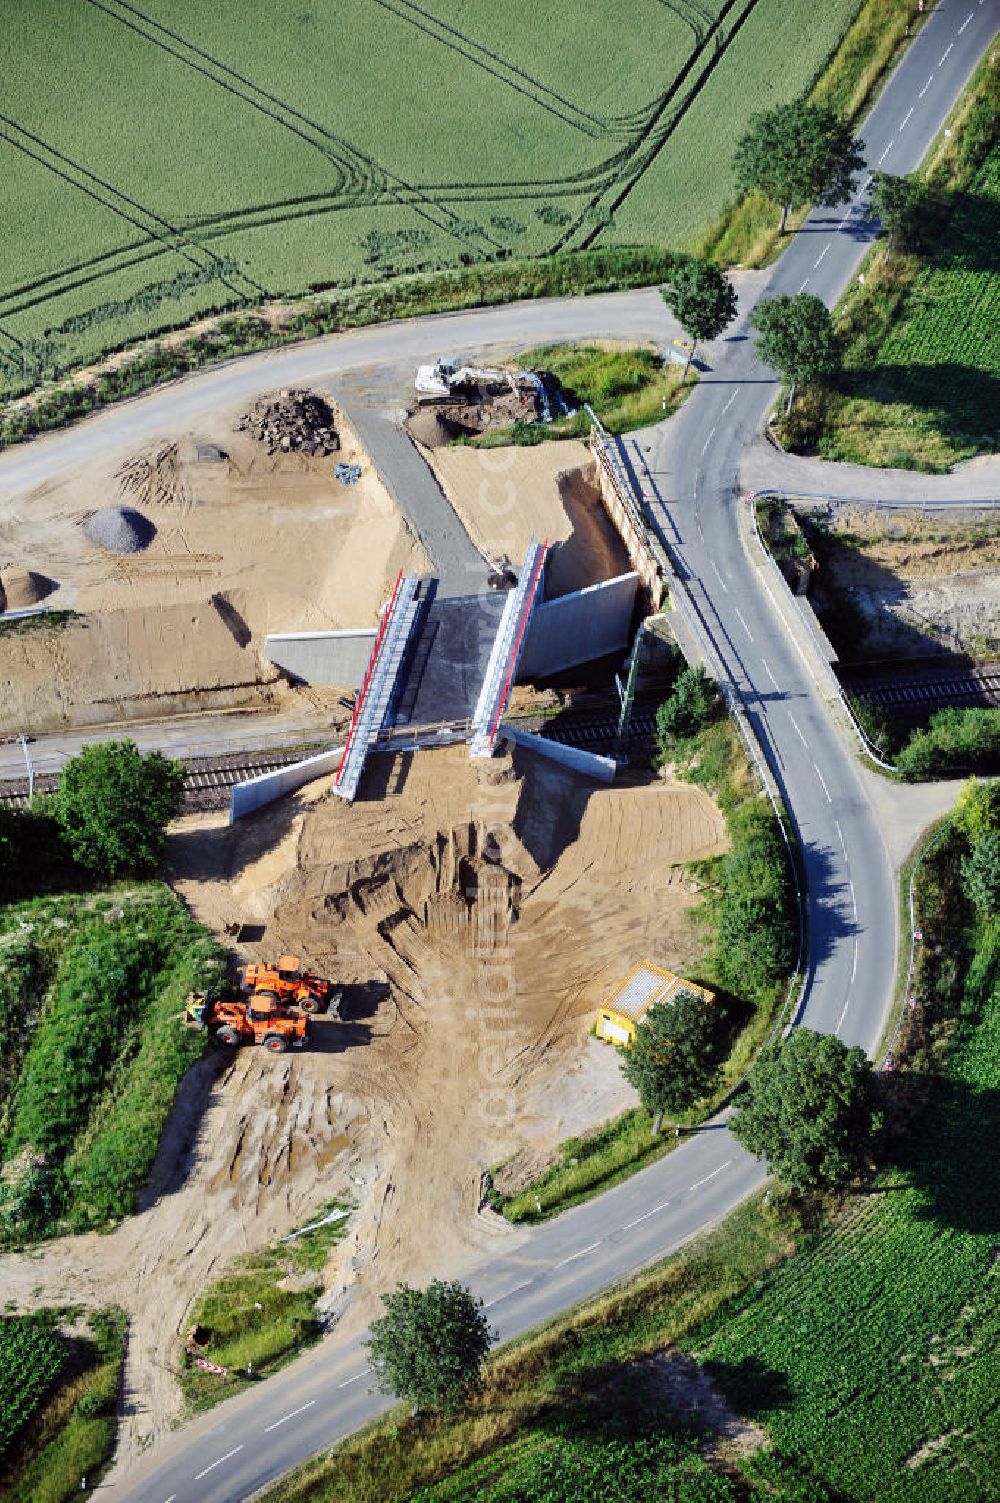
[216,1025,241,1047]
[264,1033,289,1053]
[297,994,321,1014]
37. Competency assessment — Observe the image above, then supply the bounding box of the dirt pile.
[235,388,340,455]
[0,567,56,611]
[83,505,156,553]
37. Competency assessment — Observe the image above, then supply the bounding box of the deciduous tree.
[870,171,925,253]
[621,990,719,1126]
[731,1028,881,1191]
[661,260,738,376]
[733,102,865,232]
[53,739,184,880]
[751,293,839,414]
[366,1279,494,1415]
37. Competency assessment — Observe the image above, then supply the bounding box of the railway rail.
[847,665,1000,713]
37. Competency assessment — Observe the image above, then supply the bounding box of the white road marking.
[337,1369,371,1388]
[700,424,718,455]
[848,879,858,919]
[939,42,953,64]
[877,141,894,165]
[958,10,973,28]
[194,1446,243,1481]
[761,659,778,690]
[814,764,832,803]
[734,607,754,641]
[264,1400,316,1432]
[918,75,934,98]
[164,1496,177,1503]
[710,560,730,594]
[688,1161,732,1193]
[721,390,738,415]
[483,1279,533,1309]
[798,277,810,293]
[900,106,914,130]
[835,819,848,859]
[851,938,859,984]
[552,1240,601,1271]
[788,712,808,747]
[835,992,852,1036]
[860,174,873,196]
[813,242,832,269]
[622,1200,672,1231]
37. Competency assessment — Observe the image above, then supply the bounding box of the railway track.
[848,666,1000,713]
[0,746,327,812]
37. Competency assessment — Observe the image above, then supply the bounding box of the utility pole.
[18,734,34,802]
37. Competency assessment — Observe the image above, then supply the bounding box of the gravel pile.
[84,505,156,553]
[235,388,340,455]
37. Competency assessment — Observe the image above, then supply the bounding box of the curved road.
[1,6,995,1498]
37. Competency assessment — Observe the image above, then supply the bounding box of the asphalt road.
[3,5,994,1498]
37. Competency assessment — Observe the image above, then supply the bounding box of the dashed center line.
[836,992,852,1036]
[700,423,718,455]
[337,1368,371,1389]
[194,1446,243,1481]
[710,560,729,595]
[688,1161,732,1193]
[939,42,953,64]
[835,819,848,859]
[264,1400,316,1433]
[814,764,832,803]
[483,1279,533,1309]
[622,1200,672,1231]
[899,106,914,130]
[851,938,859,984]
[734,607,754,641]
[552,1240,601,1271]
[877,140,894,165]
[918,75,934,98]
[788,712,808,747]
[761,659,778,690]
[721,390,738,415]
[958,8,973,27]
[848,879,858,920]
[813,242,832,269]
[798,277,810,293]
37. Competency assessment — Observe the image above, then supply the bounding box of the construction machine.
[185,990,309,1052]
[238,955,341,1015]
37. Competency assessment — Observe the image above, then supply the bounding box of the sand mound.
[0,568,57,610]
[84,505,156,553]
[405,407,469,449]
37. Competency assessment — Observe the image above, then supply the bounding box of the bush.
[656,667,722,747]
[895,707,1000,780]
[714,806,797,1004]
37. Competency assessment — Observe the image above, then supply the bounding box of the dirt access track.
[0,743,727,1473]
[0,397,427,735]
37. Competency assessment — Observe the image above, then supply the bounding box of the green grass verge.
[803,55,1000,469]
[0,611,81,638]
[179,1200,351,1413]
[0,886,224,1245]
[492,718,797,1223]
[0,1308,126,1503]
[463,344,691,446]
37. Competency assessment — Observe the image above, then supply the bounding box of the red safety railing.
[335,570,404,787]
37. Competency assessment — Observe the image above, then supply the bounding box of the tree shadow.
[840,364,1000,451]
[878,1067,1000,1237]
[701,1354,793,1419]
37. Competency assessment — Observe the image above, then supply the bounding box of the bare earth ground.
[0,400,428,735]
[424,441,629,595]
[0,744,726,1477]
[809,504,1000,657]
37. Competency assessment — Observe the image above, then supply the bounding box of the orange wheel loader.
[185,989,309,1052]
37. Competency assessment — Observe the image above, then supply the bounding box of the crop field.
[0,887,223,1246]
[692,922,1000,1501]
[0,1316,66,1457]
[0,0,862,400]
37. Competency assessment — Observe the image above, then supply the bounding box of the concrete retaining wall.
[265,629,376,687]
[230,746,344,823]
[518,572,638,679]
[503,728,616,783]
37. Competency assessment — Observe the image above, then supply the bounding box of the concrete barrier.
[265,629,376,687]
[503,727,616,783]
[518,572,638,679]
[229,746,344,823]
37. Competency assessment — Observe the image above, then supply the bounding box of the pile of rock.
[235,389,340,455]
[84,505,156,553]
